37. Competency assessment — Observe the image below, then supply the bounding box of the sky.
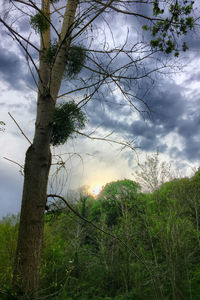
[0,0,200,218]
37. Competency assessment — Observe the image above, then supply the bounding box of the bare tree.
[0,0,196,298]
[134,152,173,192]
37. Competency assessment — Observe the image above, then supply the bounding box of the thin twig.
[3,157,24,170]
[75,129,138,152]
[0,17,40,52]
[8,112,32,144]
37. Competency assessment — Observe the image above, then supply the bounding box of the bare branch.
[93,0,163,21]
[8,112,32,144]
[25,33,39,89]
[74,129,138,153]
[0,17,40,52]
[3,157,24,171]
[71,0,116,41]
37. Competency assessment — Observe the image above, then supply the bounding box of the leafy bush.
[0,215,18,292]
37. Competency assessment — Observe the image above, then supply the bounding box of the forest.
[1,163,200,300]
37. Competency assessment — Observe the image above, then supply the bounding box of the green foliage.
[142,25,149,31]
[44,43,86,77]
[44,41,58,67]
[153,0,164,16]
[65,45,86,79]
[40,213,73,296]
[144,0,194,56]
[98,179,140,200]
[2,171,200,299]
[30,13,49,34]
[50,101,87,146]
[0,215,18,294]
[98,179,140,226]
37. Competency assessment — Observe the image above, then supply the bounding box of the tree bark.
[12,0,79,297]
[12,95,54,297]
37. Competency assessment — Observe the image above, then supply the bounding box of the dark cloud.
[56,6,200,164]
[139,136,155,151]
[177,115,200,139]
[183,136,200,161]
[85,70,200,162]
[0,45,29,90]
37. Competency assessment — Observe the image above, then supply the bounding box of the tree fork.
[12,0,52,296]
[12,0,79,297]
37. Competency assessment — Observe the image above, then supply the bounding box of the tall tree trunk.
[12,0,79,297]
[13,1,53,288]
[12,94,54,297]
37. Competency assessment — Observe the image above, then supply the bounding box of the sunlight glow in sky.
[0,0,200,218]
[88,184,103,197]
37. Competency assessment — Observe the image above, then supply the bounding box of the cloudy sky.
[0,0,200,218]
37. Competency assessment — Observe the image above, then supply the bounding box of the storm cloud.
[85,73,200,162]
[0,0,200,218]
